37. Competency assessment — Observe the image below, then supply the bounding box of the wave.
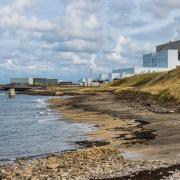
[37,116,59,123]
[34,99,47,108]
[34,99,45,103]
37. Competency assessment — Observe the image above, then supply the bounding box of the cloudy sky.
[0,0,180,83]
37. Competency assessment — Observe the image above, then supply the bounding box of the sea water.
[0,91,93,162]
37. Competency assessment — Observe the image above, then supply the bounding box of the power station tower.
[90,68,92,79]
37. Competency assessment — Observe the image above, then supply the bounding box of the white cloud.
[55,0,102,40]
[85,15,99,30]
[141,0,180,18]
[0,0,54,32]
[61,39,100,53]
[0,59,54,72]
[105,36,129,63]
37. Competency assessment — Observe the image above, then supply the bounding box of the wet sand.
[49,92,180,161]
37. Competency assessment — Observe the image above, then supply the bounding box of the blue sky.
[0,0,180,83]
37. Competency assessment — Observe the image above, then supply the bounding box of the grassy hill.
[99,67,180,107]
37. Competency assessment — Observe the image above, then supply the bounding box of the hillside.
[100,67,180,108]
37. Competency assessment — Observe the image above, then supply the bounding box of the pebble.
[0,147,179,180]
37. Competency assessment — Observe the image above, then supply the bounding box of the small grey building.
[33,78,47,86]
[47,79,58,86]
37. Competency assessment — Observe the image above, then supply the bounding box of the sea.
[0,91,93,162]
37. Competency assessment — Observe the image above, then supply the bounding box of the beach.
[1,91,180,179]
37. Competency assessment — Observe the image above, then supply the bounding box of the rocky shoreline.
[1,92,180,179]
[0,147,179,180]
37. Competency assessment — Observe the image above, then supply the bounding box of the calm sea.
[0,91,93,162]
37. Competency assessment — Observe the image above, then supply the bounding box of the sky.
[0,0,180,83]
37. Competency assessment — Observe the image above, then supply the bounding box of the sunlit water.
[0,91,93,162]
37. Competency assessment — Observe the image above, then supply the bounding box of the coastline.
[49,92,180,161]
[1,92,180,179]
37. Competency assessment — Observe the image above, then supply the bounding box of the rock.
[46,163,60,169]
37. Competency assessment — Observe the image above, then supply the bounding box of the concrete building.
[143,49,180,69]
[47,79,59,86]
[111,40,180,81]
[33,78,58,86]
[33,78,47,86]
[98,73,109,81]
[10,78,33,85]
[112,67,169,80]
[78,78,93,86]
[156,40,180,54]
[108,73,121,81]
[91,81,100,87]
[143,40,180,69]
[11,78,58,86]
[59,81,76,86]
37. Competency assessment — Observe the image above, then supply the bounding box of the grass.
[97,67,180,107]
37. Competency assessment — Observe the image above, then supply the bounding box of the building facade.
[111,40,180,82]
[10,78,33,85]
[143,49,180,69]
[78,78,93,86]
[156,40,180,54]
[98,73,109,81]
[47,79,59,86]
[10,78,58,86]
[33,78,47,86]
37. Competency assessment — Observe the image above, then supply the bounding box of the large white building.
[98,73,109,81]
[143,49,180,69]
[111,67,168,80]
[109,40,180,81]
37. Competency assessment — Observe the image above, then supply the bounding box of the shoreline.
[49,92,180,155]
[1,92,180,179]
[0,146,179,179]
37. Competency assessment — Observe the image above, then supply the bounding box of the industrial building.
[109,40,180,81]
[98,73,109,81]
[156,40,180,54]
[59,81,76,86]
[143,40,180,69]
[143,49,180,69]
[47,79,59,86]
[78,78,93,86]
[111,67,168,81]
[33,78,47,86]
[10,78,33,86]
[10,78,58,86]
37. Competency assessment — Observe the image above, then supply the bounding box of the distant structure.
[59,81,76,86]
[156,40,180,54]
[99,40,180,82]
[78,77,93,86]
[8,88,16,98]
[98,73,109,82]
[10,78,58,86]
[11,78,33,86]
[143,49,179,70]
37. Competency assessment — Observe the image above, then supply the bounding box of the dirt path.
[50,92,180,161]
